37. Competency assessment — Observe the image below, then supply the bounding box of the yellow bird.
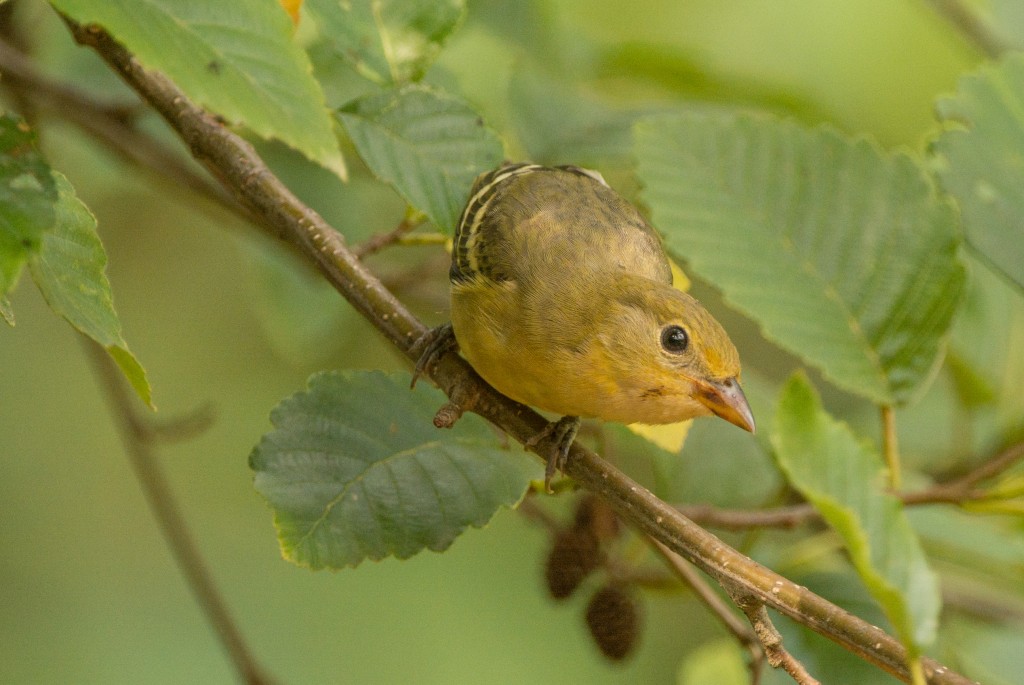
[422,163,754,487]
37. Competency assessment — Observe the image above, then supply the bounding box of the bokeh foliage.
[2,1,1023,683]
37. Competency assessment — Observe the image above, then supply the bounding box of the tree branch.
[63,18,977,685]
[724,585,822,685]
[83,340,274,685]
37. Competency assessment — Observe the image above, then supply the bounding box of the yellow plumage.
[444,163,754,486]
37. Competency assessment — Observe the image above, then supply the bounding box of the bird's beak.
[697,377,756,433]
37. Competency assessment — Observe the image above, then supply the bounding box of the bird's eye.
[660,325,689,354]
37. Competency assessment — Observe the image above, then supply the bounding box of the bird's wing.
[451,164,671,286]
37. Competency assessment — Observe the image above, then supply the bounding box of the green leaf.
[635,112,965,405]
[28,174,152,407]
[508,67,643,167]
[933,53,1024,292]
[771,372,940,654]
[911,506,1024,584]
[51,0,345,178]
[677,639,747,685]
[338,84,503,231]
[307,0,465,85]
[249,370,538,569]
[0,113,57,299]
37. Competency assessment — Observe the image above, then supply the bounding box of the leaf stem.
[83,340,274,685]
[882,405,902,491]
[62,17,977,685]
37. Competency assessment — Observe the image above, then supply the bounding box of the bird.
[419,162,754,489]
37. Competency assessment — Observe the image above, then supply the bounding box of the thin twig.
[679,441,1024,530]
[676,502,817,530]
[902,440,1024,505]
[942,576,1024,625]
[63,18,977,685]
[147,402,217,444]
[83,340,274,685]
[0,36,239,214]
[724,585,821,685]
[394,232,448,248]
[923,0,1011,59]
[650,539,766,683]
[354,216,423,259]
[940,441,1024,490]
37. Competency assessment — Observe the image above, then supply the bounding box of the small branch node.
[433,401,464,428]
[724,584,820,685]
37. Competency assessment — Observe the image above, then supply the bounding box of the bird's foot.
[526,415,581,493]
[411,322,458,388]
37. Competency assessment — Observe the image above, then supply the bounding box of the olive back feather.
[451,164,671,286]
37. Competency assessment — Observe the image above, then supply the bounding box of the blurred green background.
[2,0,1020,683]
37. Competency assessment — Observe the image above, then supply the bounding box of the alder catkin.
[544,528,601,600]
[585,583,641,661]
[572,494,620,542]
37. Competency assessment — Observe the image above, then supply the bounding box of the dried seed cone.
[544,528,601,600]
[572,494,621,542]
[585,583,641,661]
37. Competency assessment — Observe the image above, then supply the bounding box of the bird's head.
[595,276,755,432]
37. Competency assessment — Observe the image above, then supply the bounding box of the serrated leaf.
[307,0,465,85]
[0,113,57,299]
[933,53,1024,293]
[51,0,345,178]
[338,84,503,231]
[772,372,940,654]
[28,174,152,407]
[250,370,538,569]
[636,112,965,405]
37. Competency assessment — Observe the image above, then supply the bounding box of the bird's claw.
[411,322,458,388]
[525,415,581,493]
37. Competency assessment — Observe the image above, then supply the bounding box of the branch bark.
[63,18,978,685]
[724,586,822,685]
